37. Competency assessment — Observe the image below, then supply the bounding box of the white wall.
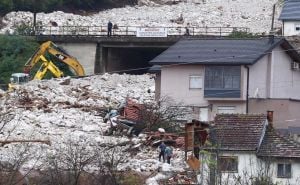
[200,152,300,185]
[249,45,300,100]
[249,55,269,98]
[283,21,300,36]
[161,65,206,106]
[218,152,259,184]
[272,46,300,99]
[159,65,247,121]
[269,160,300,185]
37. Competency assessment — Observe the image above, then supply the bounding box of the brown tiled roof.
[257,126,300,158]
[209,114,267,151]
[121,99,144,121]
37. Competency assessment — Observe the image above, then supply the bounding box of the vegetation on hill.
[0,35,39,84]
[0,0,137,15]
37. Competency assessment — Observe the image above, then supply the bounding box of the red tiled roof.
[257,126,300,158]
[209,114,267,151]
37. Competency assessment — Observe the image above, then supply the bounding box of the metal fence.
[35,25,249,37]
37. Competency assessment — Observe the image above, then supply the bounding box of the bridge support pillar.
[95,43,108,74]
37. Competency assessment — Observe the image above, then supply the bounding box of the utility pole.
[271,4,276,33]
[33,0,37,35]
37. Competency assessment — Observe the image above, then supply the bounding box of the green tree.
[0,35,39,84]
[12,0,63,12]
[0,0,13,14]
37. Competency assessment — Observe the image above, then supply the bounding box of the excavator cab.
[8,73,30,91]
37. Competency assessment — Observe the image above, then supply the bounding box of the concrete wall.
[249,99,300,129]
[272,46,300,99]
[249,45,300,100]
[200,152,300,185]
[249,55,269,98]
[155,73,161,100]
[283,21,300,36]
[160,65,206,106]
[58,43,97,75]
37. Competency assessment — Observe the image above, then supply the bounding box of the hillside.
[0,0,283,34]
[0,1,288,184]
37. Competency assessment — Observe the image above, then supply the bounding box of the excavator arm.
[33,55,64,80]
[47,43,85,76]
[24,41,85,78]
[24,41,52,74]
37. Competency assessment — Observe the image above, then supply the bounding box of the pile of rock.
[0,0,281,34]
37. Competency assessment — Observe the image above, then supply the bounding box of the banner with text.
[136,28,168,37]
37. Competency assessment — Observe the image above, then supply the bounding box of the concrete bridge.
[35,25,249,75]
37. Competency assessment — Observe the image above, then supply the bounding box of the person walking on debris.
[158,141,166,162]
[185,23,190,36]
[165,145,173,164]
[107,21,113,37]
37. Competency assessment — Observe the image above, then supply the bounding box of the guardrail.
[34,26,249,37]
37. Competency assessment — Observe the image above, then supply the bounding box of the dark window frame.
[277,163,292,178]
[218,156,238,173]
[204,66,241,98]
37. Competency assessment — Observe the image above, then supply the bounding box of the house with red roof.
[200,112,300,185]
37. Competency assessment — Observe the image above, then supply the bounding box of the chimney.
[267,110,274,125]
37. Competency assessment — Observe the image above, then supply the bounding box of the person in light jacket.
[165,146,173,164]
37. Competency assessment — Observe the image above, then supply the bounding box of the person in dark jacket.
[107,21,113,37]
[158,141,166,162]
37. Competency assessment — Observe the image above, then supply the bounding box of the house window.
[277,163,291,178]
[218,156,238,173]
[295,25,300,32]
[189,75,202,89]
[217,106,236,114]
[204,66,241,98]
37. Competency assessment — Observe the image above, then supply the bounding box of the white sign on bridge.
[136,28,167,37]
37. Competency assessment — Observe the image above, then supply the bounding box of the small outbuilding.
[279,0,300,36]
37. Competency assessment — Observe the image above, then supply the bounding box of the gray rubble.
[0,0,282,34]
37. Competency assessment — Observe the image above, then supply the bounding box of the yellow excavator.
[9,41,85,90]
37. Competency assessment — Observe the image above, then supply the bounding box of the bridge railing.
[35,26,249,36]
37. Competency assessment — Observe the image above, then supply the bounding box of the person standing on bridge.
[107,21,113,37]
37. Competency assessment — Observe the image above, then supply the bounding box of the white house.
[279,0,300,36]
[200,113,300,185]
[149,37,300,129]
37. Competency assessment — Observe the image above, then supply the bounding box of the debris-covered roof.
[149,38,300,65]
[208,114,267,151]
[257,126,300,158]
[279,0,300,21]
